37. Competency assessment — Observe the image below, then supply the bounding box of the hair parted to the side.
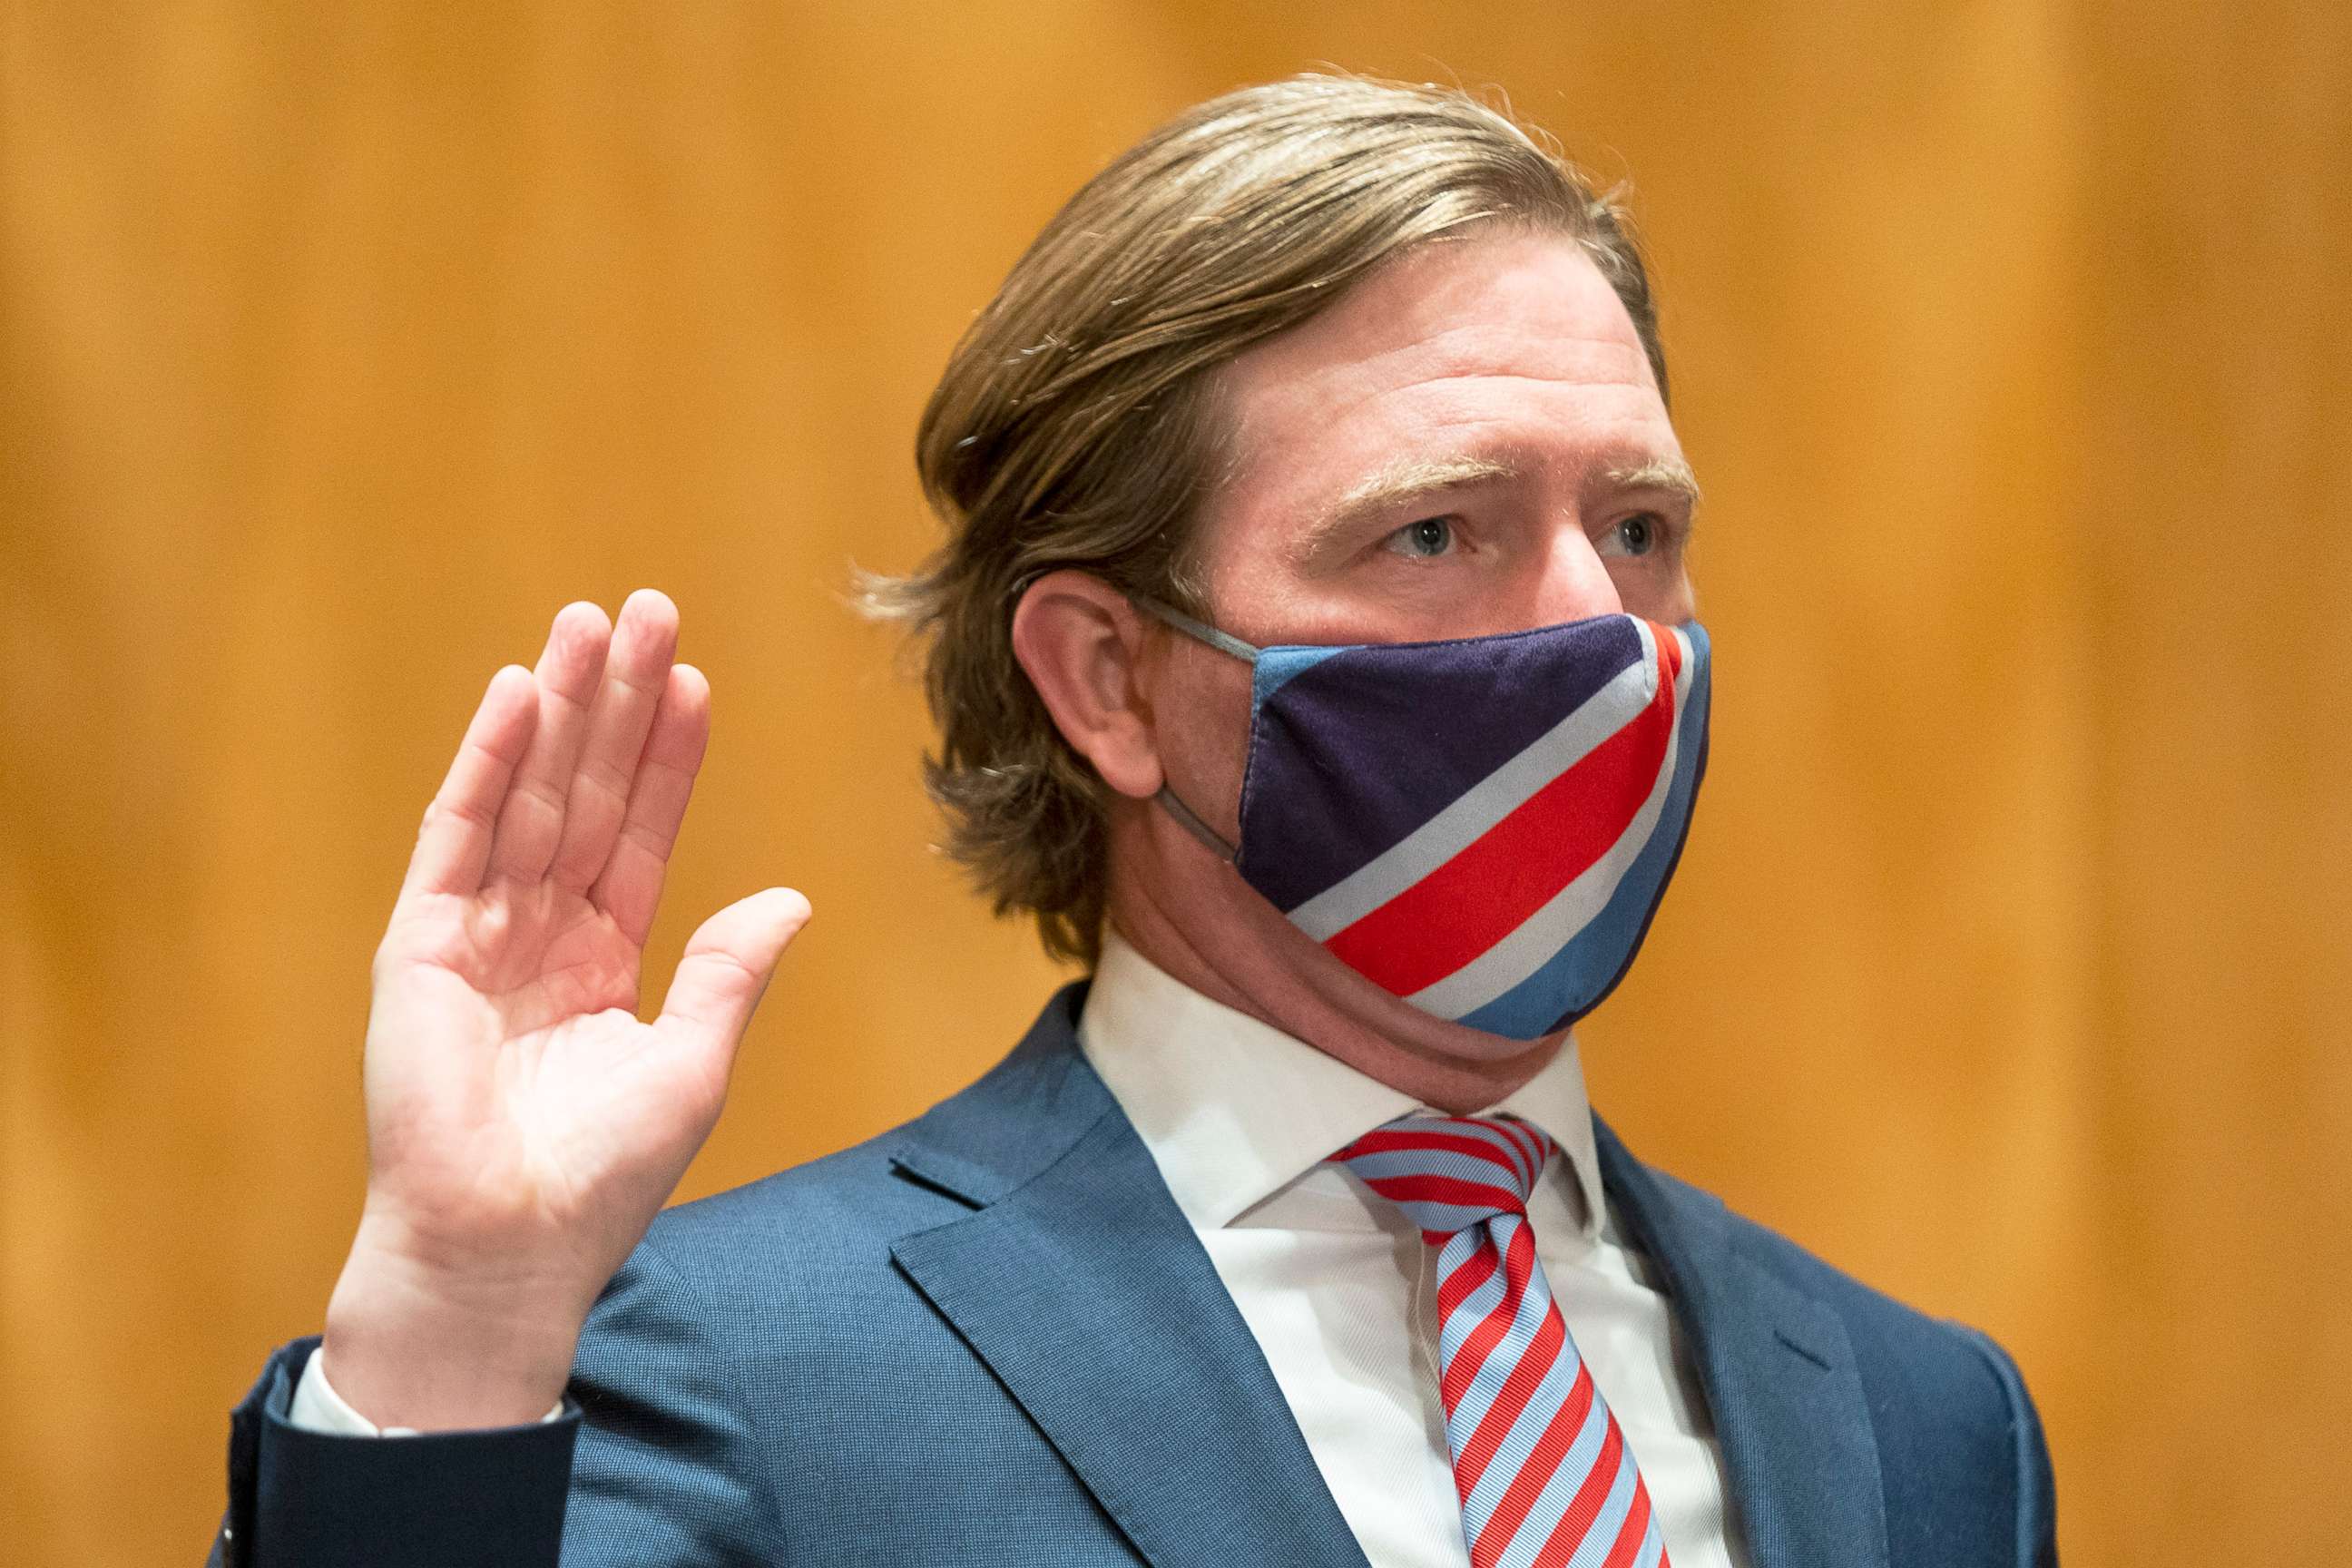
[863,73,1671,966]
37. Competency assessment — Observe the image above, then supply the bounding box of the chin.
[1174,877,1567,1067]
[1292,934,1567,1065]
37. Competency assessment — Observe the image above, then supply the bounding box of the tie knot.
[1328,1112,1553,1239]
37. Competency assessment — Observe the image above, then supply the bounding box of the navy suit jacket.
[210,983,2057,1566]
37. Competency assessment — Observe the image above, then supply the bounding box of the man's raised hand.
[320,591,809,1431]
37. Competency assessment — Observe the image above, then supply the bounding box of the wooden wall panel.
[2065,3,2352,1554]
[2,4,2342,1562]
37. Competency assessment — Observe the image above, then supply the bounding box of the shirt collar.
[1076,929,1607,1238]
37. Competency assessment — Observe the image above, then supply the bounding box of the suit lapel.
[887,985,1370,1568]
[1594,1118,1892,1568]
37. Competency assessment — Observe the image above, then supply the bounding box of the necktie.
[1329,1112,1672,1568]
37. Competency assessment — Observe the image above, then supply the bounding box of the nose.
[1522,522,1624,629]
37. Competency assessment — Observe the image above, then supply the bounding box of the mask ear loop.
[1129,595,1255,863]
[1152,785,1238,863]
[1131,595,1262,662]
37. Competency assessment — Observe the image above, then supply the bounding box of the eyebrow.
[1605,456,1704,510]
[1290,455,1521,564]
[1289,451,1703,566]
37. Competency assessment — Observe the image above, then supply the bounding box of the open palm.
[346,592,808,1363]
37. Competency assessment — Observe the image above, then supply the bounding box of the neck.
[1102,804,1563,1114]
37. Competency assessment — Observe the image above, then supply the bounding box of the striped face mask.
[1140,602,1710,1041]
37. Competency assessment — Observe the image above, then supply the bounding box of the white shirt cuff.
[289,1347,566,1436]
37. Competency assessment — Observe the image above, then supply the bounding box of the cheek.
[1612,560,1697,625]
[1155,652,1258,839]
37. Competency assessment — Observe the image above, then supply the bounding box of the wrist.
[323,1228,587,1432]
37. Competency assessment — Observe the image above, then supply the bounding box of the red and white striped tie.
[1330,1112,1671,1568]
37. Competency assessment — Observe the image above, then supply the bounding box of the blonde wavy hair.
[865,74,1670,965]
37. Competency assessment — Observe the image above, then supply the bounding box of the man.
[211,74,2056,1567]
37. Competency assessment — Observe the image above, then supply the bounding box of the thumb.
[653,888,813,1068]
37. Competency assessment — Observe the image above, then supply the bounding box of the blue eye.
[1603,514,1661,558]
[1386,516,1455,559]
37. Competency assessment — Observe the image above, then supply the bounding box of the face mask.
[1138,601,1710,1041]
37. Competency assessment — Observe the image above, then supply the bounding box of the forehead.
[1206,228,1674,502]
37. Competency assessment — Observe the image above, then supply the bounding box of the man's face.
[1149,226,1700,848]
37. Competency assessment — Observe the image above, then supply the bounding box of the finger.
[400,665,541,899]
[549,588,679,893]
[652,888,813,1073]
[485,601,612,885]
[589,663,711,948]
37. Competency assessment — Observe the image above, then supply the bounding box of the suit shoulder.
[1720,1186,2054,1561]
[1635,1156,2042,1435]
[644,1113,959,1264]
[1619,1153,2055,1560]
[576,1113,975,1377]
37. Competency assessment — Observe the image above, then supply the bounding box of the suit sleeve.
[204,1338,579,1568]
[287,1349,568,1434]
[207,1238,789,1567]
[1949,1323,2059,1567]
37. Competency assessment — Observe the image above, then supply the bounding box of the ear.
[1010,569,1163,800]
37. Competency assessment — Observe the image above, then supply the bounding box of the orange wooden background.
[3,4,2346,1563]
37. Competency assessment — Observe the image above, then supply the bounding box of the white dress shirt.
[289,932,1749,1567]
[1075,932,1750,1568]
